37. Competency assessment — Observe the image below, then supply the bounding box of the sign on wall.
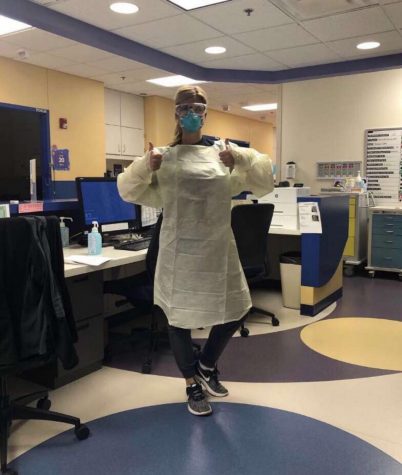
[52,147,70,171]
[365,128,402,204]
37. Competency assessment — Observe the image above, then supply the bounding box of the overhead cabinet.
[105,89,144,158]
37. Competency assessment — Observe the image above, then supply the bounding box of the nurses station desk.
[24,194,349,389]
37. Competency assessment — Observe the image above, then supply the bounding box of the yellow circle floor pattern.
[300,318,402,371]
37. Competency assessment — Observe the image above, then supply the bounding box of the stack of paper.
[64,255,111,266]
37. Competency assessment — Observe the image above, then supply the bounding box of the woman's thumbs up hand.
[148,142,163,171]
[219,139,234,169]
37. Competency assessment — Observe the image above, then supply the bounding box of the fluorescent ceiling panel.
[166,0,231,11]
[242,103,278,111]
[0,15,31,36]
[147,75,206,87]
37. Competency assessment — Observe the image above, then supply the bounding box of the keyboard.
[113,237,151,251]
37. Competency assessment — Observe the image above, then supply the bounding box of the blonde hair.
[170,85,208,146]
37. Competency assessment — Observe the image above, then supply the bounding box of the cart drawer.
[372,234,402,249]
[371,248,402,269]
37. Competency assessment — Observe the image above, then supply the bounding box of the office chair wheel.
[240,327,249,337]
[36,397,51,411]
[272,317,280,327]
[74,424,90,441]
[142,361,152,374]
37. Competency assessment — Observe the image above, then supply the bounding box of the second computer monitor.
[76,177,141,235]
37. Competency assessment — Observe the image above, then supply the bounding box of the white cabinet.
[105,125,121,155]
[121,127,144,156]
[105,89,120,126]
[121,93,144,129]
[105,89,144,158]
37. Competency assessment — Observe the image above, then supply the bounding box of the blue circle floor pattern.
[11,403,402,475]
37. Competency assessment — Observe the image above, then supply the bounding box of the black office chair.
[104,213,201,373]
[231,203,279,337]
[0,216,89,475]
[103,213,162,373]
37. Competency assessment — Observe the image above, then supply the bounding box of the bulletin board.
[365,128,402,204]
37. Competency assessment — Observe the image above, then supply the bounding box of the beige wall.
[280,68,402,192]
[0,56,105,182]
[144,95,275,157]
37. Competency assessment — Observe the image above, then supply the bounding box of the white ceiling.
[1,0,402,125]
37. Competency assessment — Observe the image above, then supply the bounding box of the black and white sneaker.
[195,364,229,398]
[186,383,212,416]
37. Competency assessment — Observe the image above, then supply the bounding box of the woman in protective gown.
[118,85,274,416]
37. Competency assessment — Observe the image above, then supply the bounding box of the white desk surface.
[64,245,147,278]
[64,227,300,278]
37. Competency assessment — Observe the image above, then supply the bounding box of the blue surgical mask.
[180,112,203,133]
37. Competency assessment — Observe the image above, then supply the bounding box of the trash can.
[280,251,302,309]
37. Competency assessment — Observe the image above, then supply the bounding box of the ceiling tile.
[88,55,146,72]
[268,43,342,67]
[327,30,402,58]
[302,6,394,42]
[161,36,254,62]
[189,0,294,34]
[234,23,319,52]
[3,28,76,52]
[24,52,77,68]
[115,82,170,96]
[50,0,182,30]
[200,53,285,70]
[55,63,110,78]
[115,14,222,48]
[384,2,402,27]
[91,66,172,85]
[0,41,22,58]
[50,43,113,62]
[253,83,281,93]
[271,0,379,20]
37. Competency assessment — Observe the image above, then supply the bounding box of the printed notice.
[366,129,402,204]
[298,202,322,234]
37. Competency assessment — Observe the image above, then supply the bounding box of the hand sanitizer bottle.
[59,217,73,248]
[88,221,102,255]
[356,171,364,192]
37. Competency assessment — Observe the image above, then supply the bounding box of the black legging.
[167,314,247,379]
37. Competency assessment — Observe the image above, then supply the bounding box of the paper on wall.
[298,202,322,234]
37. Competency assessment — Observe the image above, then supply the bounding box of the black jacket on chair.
[0,216,78,371]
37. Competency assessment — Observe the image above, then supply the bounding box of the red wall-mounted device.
[59,118,68,129]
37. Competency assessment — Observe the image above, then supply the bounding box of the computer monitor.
[76,177,141,236]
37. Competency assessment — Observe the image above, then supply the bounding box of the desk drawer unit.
[66,271,103,321]
[368,210,402,278]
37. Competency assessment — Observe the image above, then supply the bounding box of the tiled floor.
[8,272,402,474]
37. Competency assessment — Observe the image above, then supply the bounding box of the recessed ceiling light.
[146,75,206,87]
[166,0,231,11]
[110,2,139,14]
[356,41,380,50]
[242,103,277,112]
[205,46,226,55]
[0,15,31,36]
